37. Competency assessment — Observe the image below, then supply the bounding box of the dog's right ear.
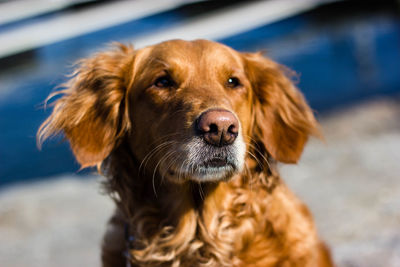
[38,44,135,168]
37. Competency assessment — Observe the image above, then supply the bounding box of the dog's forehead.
[142,39,243,68]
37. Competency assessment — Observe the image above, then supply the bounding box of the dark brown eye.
[154,75,175,88]
[227,77,241,88]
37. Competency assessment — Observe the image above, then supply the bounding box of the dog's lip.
[167,157,235,176]
[203,158,229,168]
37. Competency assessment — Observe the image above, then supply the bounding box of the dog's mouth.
[204,158,229,168]
[162,137,245,183]
[167,157,236,182]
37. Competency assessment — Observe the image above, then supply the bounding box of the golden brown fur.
[38,39,333,266]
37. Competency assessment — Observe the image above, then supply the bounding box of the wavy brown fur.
[38,40,333,267]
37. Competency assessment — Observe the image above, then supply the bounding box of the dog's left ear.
[244,52,321,164]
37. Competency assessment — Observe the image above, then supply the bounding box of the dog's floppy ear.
[38,44,135,168]
[244,52,321,164]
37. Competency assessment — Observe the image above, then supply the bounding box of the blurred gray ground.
[1,96,400,267]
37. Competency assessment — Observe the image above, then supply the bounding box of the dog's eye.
[226,77,241,88]
[154,76,175,88]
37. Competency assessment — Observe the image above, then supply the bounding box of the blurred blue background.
[0,0,399,185]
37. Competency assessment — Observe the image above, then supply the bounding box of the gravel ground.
[1,96,399,267]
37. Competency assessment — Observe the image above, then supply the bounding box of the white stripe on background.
[0,0,72,26]
[130,0,320,48]
[0,0,328,59]
[0,0,184,58]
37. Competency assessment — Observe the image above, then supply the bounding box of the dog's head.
[38,40,319,183]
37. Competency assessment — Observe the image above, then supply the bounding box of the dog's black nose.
[196,109,238,147]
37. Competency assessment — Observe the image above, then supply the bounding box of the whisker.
[152,148,181,197]
[198,183,205,201]
[178,158,188,183]
[242,134,259,145]
[190,162,195,175]
[139,141,176,175]
[243,161,253,192]
[243,137,272,170]
[141,141,174,168]
[253,147,272,170]
[152,165,159,198]
[246,150,263,170]
[159,150,179,184]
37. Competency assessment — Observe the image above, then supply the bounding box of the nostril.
[228,124,238,135]
[209,124,219,134]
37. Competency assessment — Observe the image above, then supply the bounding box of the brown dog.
[38,39,333,267]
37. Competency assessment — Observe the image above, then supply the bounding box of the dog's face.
[128,40,251,182]
[38,39,319,183]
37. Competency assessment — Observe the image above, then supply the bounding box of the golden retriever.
[38,39,333,267]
